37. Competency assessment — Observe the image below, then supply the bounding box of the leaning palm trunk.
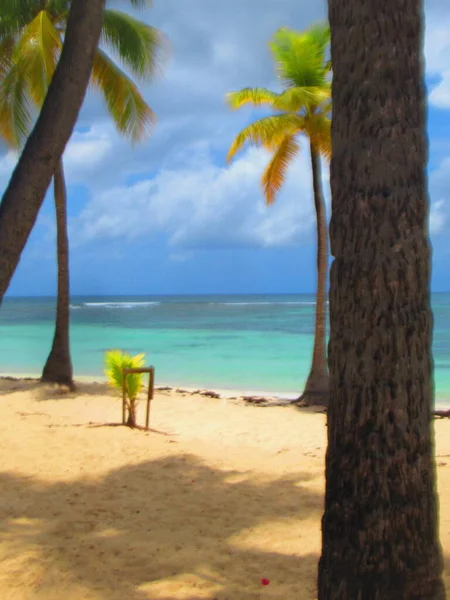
[0,0,105,303]
[298,142,329,406]
[318,0,445,597]
[41,160,74,389]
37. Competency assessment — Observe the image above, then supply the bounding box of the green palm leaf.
[227,114,305,162]
[274,85,330,113]
[0,36,15,81]
[226,87,280,110]
[104,349,146,401]
[270,25,330,89]
[101,9,165,79]
[91,48,155,141]
[0,63,34,147]
[13,10,62,106]
[0,0,38,39]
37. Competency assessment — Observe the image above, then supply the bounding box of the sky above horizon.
[1,0,450,296]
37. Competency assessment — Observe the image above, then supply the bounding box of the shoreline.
[2,372,450,410]
[0,372,300,402]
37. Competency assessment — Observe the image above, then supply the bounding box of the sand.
[0,378,449,600]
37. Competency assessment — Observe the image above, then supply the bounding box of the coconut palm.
[104,349,146,428]
[0,0,163,389]
[318,0,445,597]
[0,0,105,305]
[226,23,331,406]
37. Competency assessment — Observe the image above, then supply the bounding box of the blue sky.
[1,0,449,297]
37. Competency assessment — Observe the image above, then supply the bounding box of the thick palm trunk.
[318,0,445,598]
[0,0,105,302]
[298,142,329,406]
[41,160,74,389]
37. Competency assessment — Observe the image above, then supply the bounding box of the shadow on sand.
[0,454,322,599]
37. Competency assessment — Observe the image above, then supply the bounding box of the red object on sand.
[261,578,270,586]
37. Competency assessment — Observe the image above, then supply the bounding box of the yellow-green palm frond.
[92,48,155,142]
[0,63,34,148]
[273,85,330,113]
[227,113,305,163]
[261,135,299,205]
[101,9,166,80]
[226,87,280,110]
[304,22,330,52]
[306,114,331,160]
[12,10,62,106]
[270,23,330,89]
[104,349,146,401]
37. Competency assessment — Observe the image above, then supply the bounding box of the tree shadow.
[0,454,322,599]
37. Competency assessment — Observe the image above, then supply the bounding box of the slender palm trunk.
[41,160,74,389]
[0,0,105,302]
[318,0,445,597]
[127,399,138,428]
[298,142,329,406]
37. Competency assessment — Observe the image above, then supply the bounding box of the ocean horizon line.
[5,290,450,300]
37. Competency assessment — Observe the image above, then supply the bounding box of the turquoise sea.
[0,293,449,405]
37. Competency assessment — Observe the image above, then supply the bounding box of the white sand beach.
[0,377,449,599]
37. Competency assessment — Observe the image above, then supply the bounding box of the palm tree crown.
[0,0,165,146]
[226,24,331,203]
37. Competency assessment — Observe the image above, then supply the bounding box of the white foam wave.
[79,301,160,309]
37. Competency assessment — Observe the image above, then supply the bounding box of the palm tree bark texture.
[318,0,446,599]
[0,0,106,302]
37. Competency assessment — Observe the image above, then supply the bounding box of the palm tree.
[0,0,164,388]
[226,24,331,406]
[104,349,146,428]
[318,0,446,598]
[0,0,105,306]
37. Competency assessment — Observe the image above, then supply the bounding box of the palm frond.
[0,63,34,147]
[12,10,62,106]
[91,48,155,141]
[304,22,330,52]
[273,85,331,113]
[270,24,329,89]
[306,114,331,160]
[101,9,166,79]
[261,135,299,205]
[0,36,15,81]
[227,113,305,163]
[0,0,39,39]
[226,87,280,110]
[104,349,146,401]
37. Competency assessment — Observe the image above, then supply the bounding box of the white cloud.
[63,125,113,174]
[73,140,330,250]
[429,70,450,109]
[429,156,450,237]
[430,199,447,234]
[0,151,18,192]
[424,10,450,108]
